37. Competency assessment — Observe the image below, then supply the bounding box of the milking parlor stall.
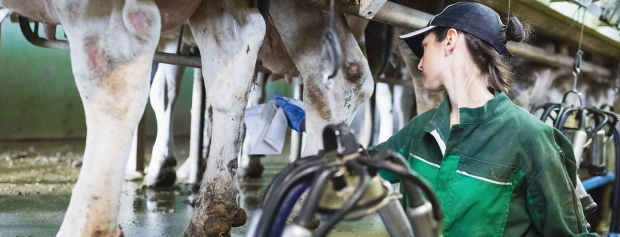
[2,0,620,236]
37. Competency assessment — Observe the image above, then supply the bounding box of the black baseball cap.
[400,2,511,59]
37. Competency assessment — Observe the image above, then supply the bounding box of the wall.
[0,19,295,140]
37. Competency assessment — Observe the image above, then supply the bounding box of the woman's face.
[417,32,447,91]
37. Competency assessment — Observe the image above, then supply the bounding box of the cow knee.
[122,0,160,40]
[343,61,366,84]
[343,60,373,108]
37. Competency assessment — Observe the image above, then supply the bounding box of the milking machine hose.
[256,163,330,237]
[313,160,370,237]
[532,103,559,122]
[294,168,334,228]
[358,159,443,221]
[587,108,609,137]
[372,151,426,206]
[269,180,311,237]
[556,107,579,132]
[261,154,323,207]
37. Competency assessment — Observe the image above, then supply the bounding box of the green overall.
[368,93,596,236]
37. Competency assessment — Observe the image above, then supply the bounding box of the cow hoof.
[203,216,232,237]
[201,208,246,237]
[231,208,247,227]
[144,157,177,187]
[246,155,264,178]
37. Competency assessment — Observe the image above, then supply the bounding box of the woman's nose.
[418,57,423,71]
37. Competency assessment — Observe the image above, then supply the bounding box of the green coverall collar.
[422,91,513,138]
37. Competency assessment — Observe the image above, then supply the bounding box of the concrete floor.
[0,138,390,237]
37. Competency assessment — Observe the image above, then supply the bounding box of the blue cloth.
[275,96,305,133]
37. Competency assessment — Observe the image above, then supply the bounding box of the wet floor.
[0,138,389,237]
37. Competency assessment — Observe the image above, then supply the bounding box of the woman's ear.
[444,28,458,56]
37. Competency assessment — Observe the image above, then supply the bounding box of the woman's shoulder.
[502,104,555,136]
[499,105,572,171]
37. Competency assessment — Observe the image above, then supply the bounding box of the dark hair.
[431,17,530,94]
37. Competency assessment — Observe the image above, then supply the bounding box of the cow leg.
[289,78,303,162]
[393,85,404,130]
[239,71,266,178]
[184,0,265,235]
[269,0,373,156]
[177,68,206,184]
[143,40,189,187]
[54,0,160,236]
[376,82,393,143]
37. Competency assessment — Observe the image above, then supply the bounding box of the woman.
[368,2,595,236]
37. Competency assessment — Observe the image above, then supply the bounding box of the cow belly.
[155,0,201,32]
[258,16,299,77]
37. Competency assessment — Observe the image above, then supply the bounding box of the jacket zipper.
[559,150,584,233]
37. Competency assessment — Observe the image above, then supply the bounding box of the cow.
[0,0,373,236]
[147,14,381,184]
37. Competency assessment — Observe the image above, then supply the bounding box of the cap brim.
[399,26,436,59]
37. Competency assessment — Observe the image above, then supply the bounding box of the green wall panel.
[0,18,295,140]
[0,20,196,140]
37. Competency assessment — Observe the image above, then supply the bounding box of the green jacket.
[368,93,595,237]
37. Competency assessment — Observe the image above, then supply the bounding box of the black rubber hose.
[260,163,296,208]
[541,104,560,123]
[372,151,425,206]
[586,108,609,137]
[257,163,329,237]
[360,159,443,221]
[553,106,568,129]
[530,103,546,114]
[600,104,614,111]
[609,125,620,233]
[269,181,311,237]
[295,168,334,228]
[261,155,324,207]
[556,107,578,132]
[313,160,369,237]
[531,103,557,121]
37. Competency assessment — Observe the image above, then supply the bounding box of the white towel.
[244,100,289,155]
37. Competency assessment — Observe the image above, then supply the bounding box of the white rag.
[244,100,289,155]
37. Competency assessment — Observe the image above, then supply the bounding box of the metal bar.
[18,16,69,50]
[507,42,612,77]
[301,0,612,77]
[153,52,202,68]
[474,0,620,58]
[18,15,208,68]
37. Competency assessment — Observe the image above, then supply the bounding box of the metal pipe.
[153,52,202,68]
[18,16,69,51]
[18,15,207,68]
[301,0,612,77]
[407,202,439,237]
[377,199,414,237]
[506,42,612,77]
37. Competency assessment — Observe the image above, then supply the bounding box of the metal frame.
[300,0,613,77]
[18,16,203,68]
